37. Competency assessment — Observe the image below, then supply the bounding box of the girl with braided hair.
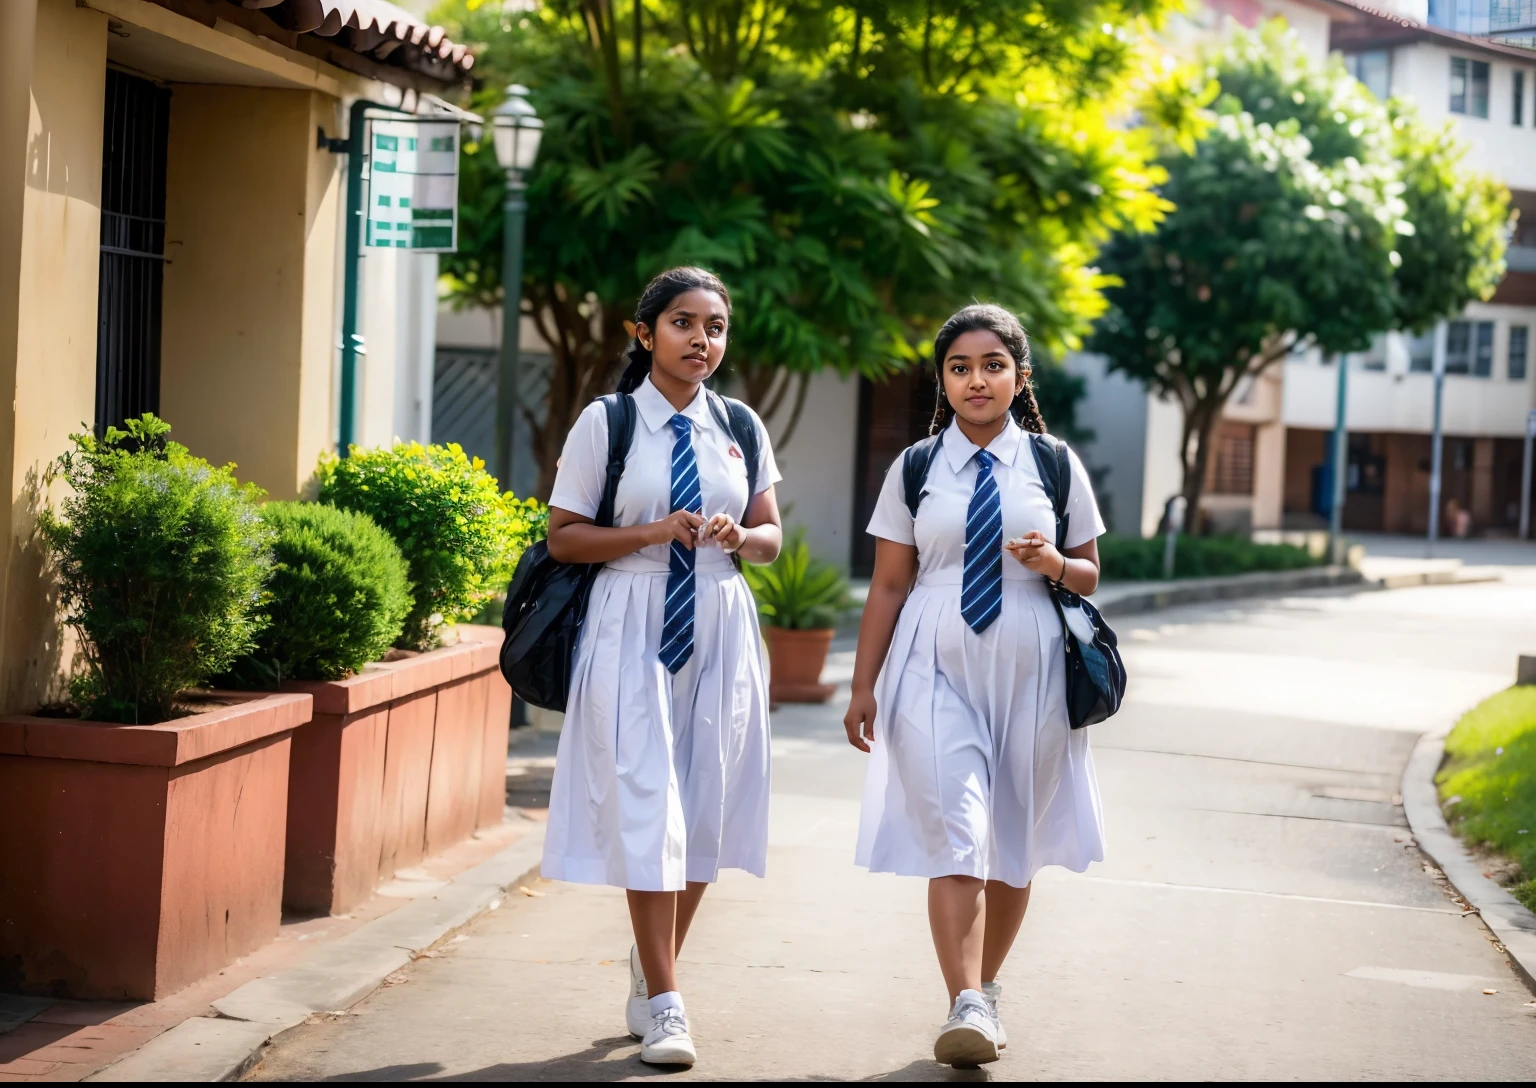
[843,303,1107,1069]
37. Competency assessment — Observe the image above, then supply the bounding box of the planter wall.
[764,626,836,704]
[0,692,311,1000]
[278,626,511,916]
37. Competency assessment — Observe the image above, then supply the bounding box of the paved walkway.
[248,576,1536,1081]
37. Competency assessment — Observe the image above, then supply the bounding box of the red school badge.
[727,445,743,459]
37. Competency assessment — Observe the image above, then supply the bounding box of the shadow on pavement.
[302,1044,997,1083]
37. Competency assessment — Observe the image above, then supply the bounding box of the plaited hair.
[615,266,733,394]
[928,303,1047,436]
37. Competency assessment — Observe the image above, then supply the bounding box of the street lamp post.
[490,85,543,498]
[1328,353,1349,565]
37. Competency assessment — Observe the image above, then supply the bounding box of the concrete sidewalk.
[245,578,1536,1081]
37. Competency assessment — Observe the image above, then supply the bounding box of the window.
[1451,57,1491,117]
[1347,50,1392,100]
[1511,324,1529,380]
[1516,70,1526,125]
[1211,422,1256,496]
[1408,328,1436,372]
[1444,319,1496,375]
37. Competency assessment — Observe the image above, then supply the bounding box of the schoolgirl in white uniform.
[844,304,1106,1069]
[543,267,782,1067]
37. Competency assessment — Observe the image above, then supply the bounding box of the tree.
[434,0,1191,498]
[1090,23,1509,529]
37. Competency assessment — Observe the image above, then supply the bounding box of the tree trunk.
[1177,397,1222,536]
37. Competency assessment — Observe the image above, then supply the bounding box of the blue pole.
[338,98,371,456]
[1328,354,1349,564]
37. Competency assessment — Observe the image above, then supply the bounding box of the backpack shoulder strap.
[902,435,943,519]
[708,392,762,501]
[1028,431,1072,550]
[594,393,636,529]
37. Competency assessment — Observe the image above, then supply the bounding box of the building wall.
[0,0,107,711]
[1064,352,1149,535]
[160,86,342,499]
[1390,42,1536,191]
[756,369,860,572]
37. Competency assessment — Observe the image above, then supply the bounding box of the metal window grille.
[1211,424,1255,496]
[1510,325,1529,380]
[95,69,170,435]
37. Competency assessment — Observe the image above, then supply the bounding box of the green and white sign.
[365,118,459,252]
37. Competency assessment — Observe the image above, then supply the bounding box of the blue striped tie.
[660,414,702,673]
[961,449,1003,634]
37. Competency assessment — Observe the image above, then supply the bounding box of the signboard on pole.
[364,118,459,252]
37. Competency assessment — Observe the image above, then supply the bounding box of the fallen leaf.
[518,886,545,898]
[597,959,614,966]
[1483,988,1498,995]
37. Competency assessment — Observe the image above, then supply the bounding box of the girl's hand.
[843,688,877,753]
[701,512,746,553]
[1005,530,1067,582]
[647,510,706,549]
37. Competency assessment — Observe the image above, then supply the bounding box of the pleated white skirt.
[855,574,1104,888]
[542,558,772,892]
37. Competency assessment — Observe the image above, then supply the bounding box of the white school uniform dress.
[542,376,781,892]
[855,418,1107,889]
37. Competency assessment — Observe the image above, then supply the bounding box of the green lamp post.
[490,85,543,498]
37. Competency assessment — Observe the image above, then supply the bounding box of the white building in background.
[1072,0,1536,539]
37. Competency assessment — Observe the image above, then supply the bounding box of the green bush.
[223,502,412,685]
[1096,533,1323,582]
[1438,686,1536,912]
[315,442,540,649]
[39,414,272,724]
[743,529,853,631]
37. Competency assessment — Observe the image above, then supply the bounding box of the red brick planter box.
[0,692,311,1000]
[277,626,511,916]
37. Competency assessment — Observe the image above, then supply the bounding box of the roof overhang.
[144,0,474,88]
[1316,0,1536,62]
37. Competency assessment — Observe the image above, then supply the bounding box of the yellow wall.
[0,0,106,710]
[160,86,340,499]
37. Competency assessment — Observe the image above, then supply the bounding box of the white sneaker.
[982,980,1007,1048]
[639,1006,697,1066]
[625,945,649,1039]
[934,989,1001,1068]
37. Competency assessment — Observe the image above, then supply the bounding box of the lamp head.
[491,84,543,173]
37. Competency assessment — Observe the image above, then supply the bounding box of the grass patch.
[1097,533,1324,582]
[1437,686,1536,911]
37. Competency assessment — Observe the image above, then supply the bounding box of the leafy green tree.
[435,0,1191,498]
[1090,23,1509,527]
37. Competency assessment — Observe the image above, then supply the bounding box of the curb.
[1400,726,1536,993]
[85,822,548,1083]
[1096,565,1367,617]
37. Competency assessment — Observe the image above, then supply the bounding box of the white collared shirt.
[549,377,782,569]
[866,418,1104,580]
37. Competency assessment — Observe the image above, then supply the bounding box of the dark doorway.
[850,367,937,576]
[95,68,170,434]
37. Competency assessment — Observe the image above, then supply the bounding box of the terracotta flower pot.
[764,626,836,705]
[0,692,311,1000]
[274,626,511,916]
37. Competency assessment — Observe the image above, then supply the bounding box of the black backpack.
[900,431,1127,730]
[500,390,761,712]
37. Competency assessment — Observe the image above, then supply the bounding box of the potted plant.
[1,415,311,999]
[220,500,419,914]
[239,442,541,913]
[743,529,853,705]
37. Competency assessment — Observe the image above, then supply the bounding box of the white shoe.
[934,989,1000,1068]
[625,945,649,1039]
[639,1006,697,1066]
[982,980,1007,1048]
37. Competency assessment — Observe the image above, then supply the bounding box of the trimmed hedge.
[224,502,413,685]
[1438,686,1536,912]
[1097,533,1324,582]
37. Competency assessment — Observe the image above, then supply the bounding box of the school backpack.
[499,389,761,712]
[900,430,1127,730]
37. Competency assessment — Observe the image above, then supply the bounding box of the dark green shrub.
[224,502,412,685]
[1097,533,1324,582]
[315,442,540,649]
[39,414,272,724]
